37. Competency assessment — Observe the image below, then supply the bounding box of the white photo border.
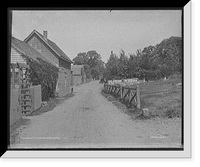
[3,2,191,158]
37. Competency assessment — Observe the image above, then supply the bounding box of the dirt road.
[10,81,182,149]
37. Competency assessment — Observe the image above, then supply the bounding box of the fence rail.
[104,83,141,109]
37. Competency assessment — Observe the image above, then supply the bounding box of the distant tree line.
[104,36,182,81]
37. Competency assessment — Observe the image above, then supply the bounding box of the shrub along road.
[10,81,182,149]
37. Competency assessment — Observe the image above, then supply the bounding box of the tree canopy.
[73,50,105,80]
[72,36,182,81]
[104,36,182,80]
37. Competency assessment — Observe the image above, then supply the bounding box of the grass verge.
[139,78,182,118]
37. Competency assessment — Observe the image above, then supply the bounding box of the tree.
[83,64,92,79]
[104,36,182,81]
[87,50,102,79]
[92,60,105,79]
[73,50,105,80]
[105,51,119,79]
[128,54,141,78]
[72,52,88,65]
[117,49,129,78]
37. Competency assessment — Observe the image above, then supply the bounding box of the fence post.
[129,89,132,105]
[136,84,141,109]
[120,85,123,100]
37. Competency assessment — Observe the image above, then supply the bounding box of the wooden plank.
[122,88,128,97]
[122,89,130,102]
[136,84,141,109]
[129,92,136,104]
[115,86,119,97]
[129,87,137,90]
[113,86,117,96]
[11,47,26,64]
[116,87,121,96]
[109,85,112,92]
[120,86,123,99]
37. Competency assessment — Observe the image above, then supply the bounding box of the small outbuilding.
[71,65,86,85]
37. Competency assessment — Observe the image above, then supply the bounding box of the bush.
[145,69,162,80]
[24,57,59,101]
[168,73,182,80]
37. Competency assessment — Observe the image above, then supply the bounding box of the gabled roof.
[24,30,73,64]
[71,65,84,75]
[11,37,56,66]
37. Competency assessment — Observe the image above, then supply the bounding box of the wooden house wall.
[73,75,82,85]
[11,47,26,64]
[59,57,71,70]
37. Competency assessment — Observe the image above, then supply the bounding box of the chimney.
[43,31,47,41]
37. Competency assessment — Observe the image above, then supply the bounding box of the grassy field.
[102,77,182,119]
[139,78,182,118]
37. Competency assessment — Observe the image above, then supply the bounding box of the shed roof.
[11,37,56,65]
[24,30,73,64]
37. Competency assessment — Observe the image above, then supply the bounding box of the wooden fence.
[104,83,141,109]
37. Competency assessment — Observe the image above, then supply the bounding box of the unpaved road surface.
[10,81,182,149]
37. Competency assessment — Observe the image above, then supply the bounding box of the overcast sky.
[12,10,182,62]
